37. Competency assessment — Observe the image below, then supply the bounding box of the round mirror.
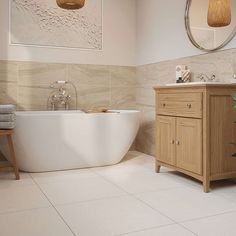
[185,0,236,51]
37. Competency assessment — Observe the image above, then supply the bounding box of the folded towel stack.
[0,105,16,130]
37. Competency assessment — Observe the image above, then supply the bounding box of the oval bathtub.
[9,110,140,172]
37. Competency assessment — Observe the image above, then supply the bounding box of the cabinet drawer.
[157,93,202,118]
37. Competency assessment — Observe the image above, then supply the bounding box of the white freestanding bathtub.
[2,110,140,172]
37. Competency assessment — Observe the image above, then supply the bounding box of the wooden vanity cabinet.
[154,84,236,192]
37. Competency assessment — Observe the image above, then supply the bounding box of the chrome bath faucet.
[48,81,77,111]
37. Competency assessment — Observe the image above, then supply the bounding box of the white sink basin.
[166,82,236,86]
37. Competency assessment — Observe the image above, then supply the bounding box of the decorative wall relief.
[10,0,103,50]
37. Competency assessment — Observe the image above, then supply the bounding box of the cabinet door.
[176,118,202,175]
[156,116,176,166]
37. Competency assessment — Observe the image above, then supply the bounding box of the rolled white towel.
[0,121,15,130]
[0,114,16,122]
[0,105,16,114]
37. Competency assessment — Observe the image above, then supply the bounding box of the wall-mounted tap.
[48,81,77,111]
[50,80,68,88]
[196,73,216,82]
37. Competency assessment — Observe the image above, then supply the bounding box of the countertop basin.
[165,82,236,86]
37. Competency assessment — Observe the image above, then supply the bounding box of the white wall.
[136,0,236,65]
[0,0,136,66]
[2,0,236,67]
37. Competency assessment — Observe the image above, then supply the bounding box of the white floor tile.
[92,152,155,175]
[0,184,50,214]
[211,180,236,203]
[182,211,236,236]
[57,195,173,236]
[31,168,96,184]
[94,165,188,194]
[162,171,203,188]
[1,151,236,236]
[0,171,35,189]
[122,151,144,161]
[0,207,74,236]
[39,176,127,205]
[157,166,174,173]
[136,186,236,222]
[117,224,195,236]
[121,151,173,173]
[93,161,148,177]
[121,151,156,170]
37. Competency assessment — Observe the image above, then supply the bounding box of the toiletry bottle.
[177,77,183,83]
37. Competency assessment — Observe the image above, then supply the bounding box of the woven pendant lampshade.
[208,0,231,27]
[56,0,85,10]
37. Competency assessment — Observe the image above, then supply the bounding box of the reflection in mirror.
[208,0,231,27]
[185,0,236,51]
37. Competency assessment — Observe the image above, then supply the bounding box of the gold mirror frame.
[185,0,236,52]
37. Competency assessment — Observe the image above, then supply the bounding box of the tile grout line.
[89,168,131,195]
[28,167,236,235]
[11,171,236,236]
[90,164,205,236]
[129,181,236,235]
[94,167,236,235]
[178,209,236,224]
[29,170,129,207]
[0,174,49,216]
[90,164,197,197]
[176,224,198,236]
[0,206,50,217]
[130,195,198,236]
[177,209,236,236]
[109,66,112,108]
[92,169,189,236]
[211,189,236,204]
[113,223,177,236]
[92,167,198,236]
[29,173,77,236]
[130,194,178,224]
[23,155,236,236]
[131,187,236,235]
[49,194,129,208]
[26,165,179,208]
[16,62,19,110]
[89,168,199,235]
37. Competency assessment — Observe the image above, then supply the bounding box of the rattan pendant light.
[208,0,231,27]
[56,0,85,10]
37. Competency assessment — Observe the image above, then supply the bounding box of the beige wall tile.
[17,86,52,111]
[68,64,110,87]
[0,82,18,105]
[135,105,156,156]
[136,48,236,155]
[136,87,155,107]
[18,62,67,87]
[0,61,18,83]
[110,66,136,87]
[77,86,110,109]
[137,62,175,88]
[110,87,136,109]
[136,123,155,156]
[1,48,236,155]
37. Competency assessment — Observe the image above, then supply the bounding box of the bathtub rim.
[15,110,141,116]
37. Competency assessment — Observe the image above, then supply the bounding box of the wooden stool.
[0,130,20,180]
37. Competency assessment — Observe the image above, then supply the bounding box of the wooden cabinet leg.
[203,180,210,193]
[155,161,161,173]
[7,134,20,180]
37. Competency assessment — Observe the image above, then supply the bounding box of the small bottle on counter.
[176,77,184,83]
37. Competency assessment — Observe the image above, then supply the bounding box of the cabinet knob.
[176,141,180,145]
[170,140,175,144]
[162,103,166,107]
[187,104,192,109]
